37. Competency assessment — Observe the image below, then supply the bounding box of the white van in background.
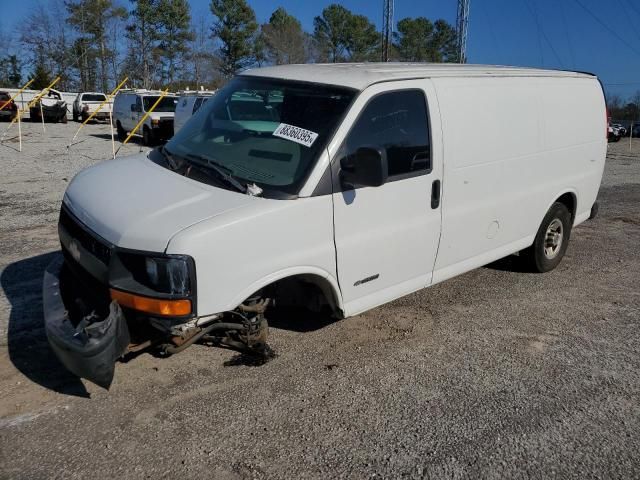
[112,89,178,145]
[44,64,606,388]
[174,89,216,133]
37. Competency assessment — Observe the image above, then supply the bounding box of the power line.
[478,1,505,64]
[617,0,640,43]
[572,0,640,58]
[558,0,576,69]
[522,0,564,67]
[623,0,640,19]
[524,0,545,65]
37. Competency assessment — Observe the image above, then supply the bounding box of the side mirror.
[340,146,388,188]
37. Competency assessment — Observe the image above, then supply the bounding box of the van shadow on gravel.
[485,254,534,273]
[1,251,89,397]
[266,306,338,333]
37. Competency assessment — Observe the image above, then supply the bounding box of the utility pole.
[382,0,394,62]
[456,0,471,63]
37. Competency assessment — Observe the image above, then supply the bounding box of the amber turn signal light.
[109,289,192,317]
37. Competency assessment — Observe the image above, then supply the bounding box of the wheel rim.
[544,218,563,259]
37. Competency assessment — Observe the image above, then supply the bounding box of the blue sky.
[2,0,640,99]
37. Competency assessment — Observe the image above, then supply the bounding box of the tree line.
[0,0,459,93]
[607,92,640,123]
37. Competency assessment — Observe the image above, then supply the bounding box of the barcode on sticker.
[272,123,319,148]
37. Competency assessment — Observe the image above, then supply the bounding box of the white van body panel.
[323,79,444,317]
[174,91,215,134]
[430,76,606,284]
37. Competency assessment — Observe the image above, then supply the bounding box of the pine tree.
[156,0,194,86]
[210,0,258,77]
[31,63,52,90]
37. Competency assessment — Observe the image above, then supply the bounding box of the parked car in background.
[608,124,620,142]
[113,89,178,145]
[611,123,627,137]
[30,88,68,123]
[0,91,18,121]
[73,92,111,122]
[632,123,640,137]
[174,89,216,133]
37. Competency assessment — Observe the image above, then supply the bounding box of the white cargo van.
[44,64,606,388]
[112,89,178,145]
[174,89,216,133]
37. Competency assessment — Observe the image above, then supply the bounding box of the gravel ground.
[0,122,639,479]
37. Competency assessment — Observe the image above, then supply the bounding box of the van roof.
[176,90,216,96]
[242,63,597,90]
[118,88,177,96]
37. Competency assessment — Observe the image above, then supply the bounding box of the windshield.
[165,77,355,196]
[82,94,106,102]
[143,96,177,112]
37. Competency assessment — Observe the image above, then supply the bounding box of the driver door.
[331,80,443,317]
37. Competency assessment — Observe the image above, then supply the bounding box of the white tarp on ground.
[0,88,78,118]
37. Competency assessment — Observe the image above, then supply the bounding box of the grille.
[59,206,112,266]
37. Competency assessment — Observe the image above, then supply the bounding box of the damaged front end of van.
[43,206,269,389]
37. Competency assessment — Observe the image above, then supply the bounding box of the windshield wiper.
[184,153,247,194]
[159,145,184,171]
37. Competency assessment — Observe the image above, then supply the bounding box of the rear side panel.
[432,75,606,283]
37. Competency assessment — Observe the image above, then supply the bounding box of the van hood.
[63,153,257,252]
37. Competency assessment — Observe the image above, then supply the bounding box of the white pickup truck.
[44,64,606,388]
[72,92,111,122]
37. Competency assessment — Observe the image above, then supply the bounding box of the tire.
[73,111,78,122]
[61,114,67,124]
[142,126,153,146]
[116,121,125,141]
[520,202,572,273]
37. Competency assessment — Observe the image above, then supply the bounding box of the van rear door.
[331,80,443,316]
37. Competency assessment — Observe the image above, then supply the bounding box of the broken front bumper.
[43,254,130,389]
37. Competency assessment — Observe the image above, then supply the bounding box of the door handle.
[431,180,441,209]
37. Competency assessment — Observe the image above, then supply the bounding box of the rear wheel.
[520,202,572,273]
[73,111,78,122]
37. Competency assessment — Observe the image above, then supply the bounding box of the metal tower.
[382,0,394,62]
[456,0,470,63]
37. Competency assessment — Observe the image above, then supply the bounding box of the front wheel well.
[251,274,344,319]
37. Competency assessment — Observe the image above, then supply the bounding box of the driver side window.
[343,89,431,179]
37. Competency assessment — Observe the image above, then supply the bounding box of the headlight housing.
[109,252,195,299]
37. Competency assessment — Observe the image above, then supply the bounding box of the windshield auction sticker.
[272,123,319,148]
